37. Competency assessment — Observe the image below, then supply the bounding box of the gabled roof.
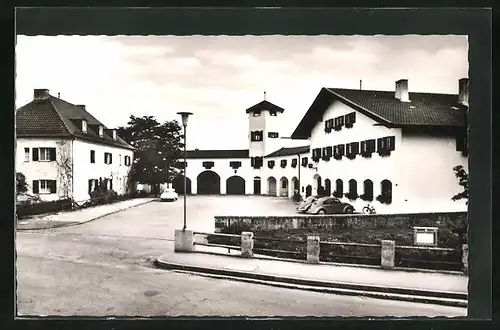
[265,146,310,158]
[291,87,467,139]
[245,100,285,114]
[16,94,134,150]
[186,149,249,159]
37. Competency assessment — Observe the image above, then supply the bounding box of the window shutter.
[339,144,345,156]
[32,180,39,194]
[50,180,57,193]
[361,141,367,153]
[50,148,57,161]
[377,138,383,152]
[32,148,39,161]
[110,154,113,164]
[110,179,113,190]
[250,157,255,167]
[339,116,344,126]
[351,112,356,124]
[354,142,360,154]
[389,136,396,151]
[88,179,93,194]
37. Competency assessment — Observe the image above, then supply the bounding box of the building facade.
[16,89,135,202]
[176,79,469,214]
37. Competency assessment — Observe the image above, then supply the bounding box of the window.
[334,116,345,131]
[32,147,56,162]
[333,144,345,160]
[268,132,279,138]
[377,180,393,204]
[24,148,30,162]
[377,136,396,156]
[346,179,358,199]
[251,131,263,141]
[361,180,374,201]
[345,112,356,128]
[324,179,331,196]
[268,160,275,169]
[333,179,343,198]
[203,161,214,169]
[99,126,104,137]
[82,120,87,133]
[282,180,287,189]
[124,155,131,166]
[280,159,287,168]
[104,152,112,164]
[361,139,376,157]
[251,157,263,169]
[291,158,298,168]
[90,150,95,163]
[346,142,359,159]
[230,161,241,169]
[253,111,261,117]
[269,110,277,116]
[32,179,56,194]
[301,157,308,167]
[324,119,334,133]
[312,148,321,161]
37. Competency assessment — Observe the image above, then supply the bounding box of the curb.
[16,199,155,231]
[154,258,468,308]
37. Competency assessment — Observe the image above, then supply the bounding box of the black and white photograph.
[15,32,471,318]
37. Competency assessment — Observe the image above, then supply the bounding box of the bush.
[17,198,73,218]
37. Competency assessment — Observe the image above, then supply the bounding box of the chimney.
[395,79,410,102]
[458,78,469,107]
[34,89,50,100]
[76,104,86,110]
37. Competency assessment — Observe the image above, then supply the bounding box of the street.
[16,198,467,317]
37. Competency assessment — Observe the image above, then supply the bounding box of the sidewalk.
[155,247,468,307]
[17,198,155,230]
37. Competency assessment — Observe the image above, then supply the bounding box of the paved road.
[44,195,298,239]
[16,229,466,317]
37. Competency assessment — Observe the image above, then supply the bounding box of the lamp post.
[177,112,192,231]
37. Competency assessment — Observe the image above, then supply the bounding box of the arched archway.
[313,173,324,196]
[197,170,220,195]
[279,176,289,197]
[226,176,245,195]
[253,176,261,195]
[172,175,192,194]
[324,179,331,196]
[267,176,277,196]
[306,185,312,197]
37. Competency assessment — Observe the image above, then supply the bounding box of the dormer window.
[82,120,87,133]
[112,130,117,140]
[269,110,277,116]
[99,126,104,138]
[253,110,261,117]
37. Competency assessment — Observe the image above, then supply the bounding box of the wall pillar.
[381,240,395,269]
[174,229,194,252]
[462,244,468,275]
[241,231,254,258]
[307,236,320,264]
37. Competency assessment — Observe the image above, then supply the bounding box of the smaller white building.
[16,89,135,202]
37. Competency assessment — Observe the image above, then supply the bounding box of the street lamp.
[177,111,193,231]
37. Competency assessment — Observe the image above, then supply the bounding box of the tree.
[117,115,183,196]
[452,165,468,205]
[56,140,73,199]
[16,172,28,195]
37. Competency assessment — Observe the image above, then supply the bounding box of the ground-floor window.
[361,179,374,201]
[377,179,392,204]
[333,179,343,198]
[346,179,358,199]
[32,179,56,194]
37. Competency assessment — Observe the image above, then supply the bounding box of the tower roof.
[245,100,285,114]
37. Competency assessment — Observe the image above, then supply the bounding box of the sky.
[15,35,468,150]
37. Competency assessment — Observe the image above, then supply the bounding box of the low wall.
[214,212,467,232]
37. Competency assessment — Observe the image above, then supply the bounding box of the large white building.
[173,78,469,214]
[15,89,135,202]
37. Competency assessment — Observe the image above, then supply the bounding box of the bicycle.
[362,203,376,214]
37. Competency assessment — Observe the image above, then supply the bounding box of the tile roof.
[186,149,249,159]
[245,100,285,114]
[291,87,468,139]
[265,146,310,158]
[16,94,134,150]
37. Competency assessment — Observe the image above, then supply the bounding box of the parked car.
[297,195,319,213]
[307,196,355,215]
[160,188,178,202]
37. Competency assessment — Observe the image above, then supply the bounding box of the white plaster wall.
[304,99,468,214]
[185,158,253,194]
[306,99,404,214]
[399,133,468,213]
[248,113,266,157]
[263,110,285,156]
[16,137,69,202]
[72,139,133,201]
